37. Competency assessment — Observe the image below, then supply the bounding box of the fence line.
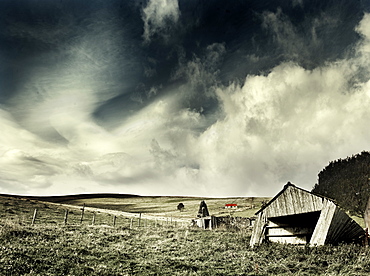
[28,204,189,229]
[64,210,69,225]
[80,203,85,224]
[31,209,37,225]
[92,212,96,225]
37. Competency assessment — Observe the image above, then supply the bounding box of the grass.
[1,194,370,275]
[56,196,271,220]
[1,222,370,275]
[0,195,122,227]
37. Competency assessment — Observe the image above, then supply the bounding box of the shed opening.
[266,211,321,244]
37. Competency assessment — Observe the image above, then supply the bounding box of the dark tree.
[177,203,185,212]
[312,151,370,217]
[197,200,209,217]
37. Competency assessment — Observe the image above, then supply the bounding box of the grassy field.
[52,195,271,220]
[0,194,271,226]
[1,194,370,275]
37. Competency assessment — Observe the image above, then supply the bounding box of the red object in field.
[225,204,237,208]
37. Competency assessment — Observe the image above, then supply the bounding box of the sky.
[1,0,370,197]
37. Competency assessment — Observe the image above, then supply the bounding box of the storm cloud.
[0,0,370,196]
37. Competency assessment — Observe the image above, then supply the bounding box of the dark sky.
[1,0,370,196]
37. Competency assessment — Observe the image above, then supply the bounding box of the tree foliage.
[177,203,185,212]
[312,151,370,217]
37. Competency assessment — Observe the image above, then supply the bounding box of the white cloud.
[142,0,180,43]
[194,60,370,195]
[356,13,370,40]
[261,8,306,58]
[2,10,370,197]
[261,7,340,66]
[104,13,370,197]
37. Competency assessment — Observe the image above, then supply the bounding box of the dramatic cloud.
[118,11,370,196]
[142,0,181,43]
[0,1,369,196]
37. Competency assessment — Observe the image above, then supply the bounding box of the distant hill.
[312,151,370,217]
[0,193,140,203]
[0,193,270,220]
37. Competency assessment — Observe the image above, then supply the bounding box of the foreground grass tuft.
[1,222,370,275]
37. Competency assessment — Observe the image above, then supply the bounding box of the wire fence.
[0,196,190,229]
[29,206,188,229]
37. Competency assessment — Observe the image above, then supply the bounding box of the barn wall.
[266,221,313,245]
[250,212,267,247]
[265,212,320,245]
[325,207,364,244]
[263,185,326,218]
[310,200,337,245]
[310,200,364,245]
[251,211,320,246]
[250,184,365,247]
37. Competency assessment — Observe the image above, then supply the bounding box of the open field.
[56,195,271,220]
[27,193,366,227]
[2,222,370,276]
[1,194,370,275]
[1,193,271,222]
[0,193,271,226]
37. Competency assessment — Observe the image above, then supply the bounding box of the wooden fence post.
[31,209,37,225]
[365,228,369,247]
[138,213,142,227]
[130,218,133,229]
[113,216,117,227]
[155,218,157,228]
[92,212,96,225]
[64,210,69,225]
[80,203,85,224]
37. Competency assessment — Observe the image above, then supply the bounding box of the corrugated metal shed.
[250,183,365,247]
